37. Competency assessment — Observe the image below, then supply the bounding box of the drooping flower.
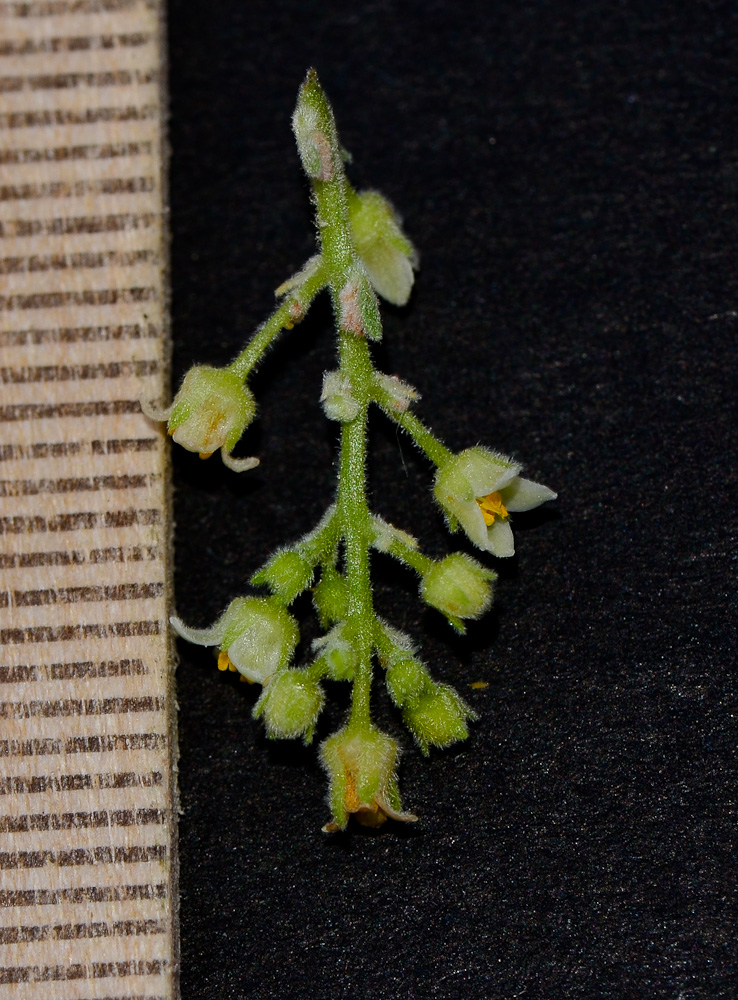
[141,365,258,472]
[170,597,298,685]
[320,724,417,831]
[434,447,556,557]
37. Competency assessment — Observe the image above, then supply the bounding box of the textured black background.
[167,3,737,998]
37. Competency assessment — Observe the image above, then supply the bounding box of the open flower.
[141,364,258,472]
[320,724,417,831]
[434,447,556,557]
[170,596,298,685]
[347,189,418,307]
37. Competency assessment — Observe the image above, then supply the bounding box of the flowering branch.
[147,70,556,832]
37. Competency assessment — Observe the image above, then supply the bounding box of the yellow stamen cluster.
[476,491,509,526]
[217,650,236,671]
[217,649,253,683]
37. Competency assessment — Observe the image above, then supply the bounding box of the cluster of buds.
[152,71,556,833]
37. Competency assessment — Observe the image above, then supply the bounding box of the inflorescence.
[144,71,556,832]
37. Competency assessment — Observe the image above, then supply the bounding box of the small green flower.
[403,683,477,755]
[251,549,314,603]
[385,656,431,708]
[312,566,349,627]
[170,596,298,685]
[254,669,324,742]
[142,365,257,472]
[320,724,417,831]
[312,622,358,681]
[434,447,556,557]
[320,370,360,422]
[421,552,496,622]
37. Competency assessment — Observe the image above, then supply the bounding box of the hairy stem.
[228,264,326,381]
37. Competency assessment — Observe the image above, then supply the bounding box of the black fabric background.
[167,3,737,997]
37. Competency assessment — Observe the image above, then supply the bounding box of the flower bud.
[385,656,431,708]
[320,370,360,422]
[312,622,357,681]
[292,95,335,181]
[312,567,349,627]
[251,549,314,603]
[142,364,258,472]
[171,596,298,685]
[421,553,496,621]
[254,669,324,743]
[320,724,417,831]
[347,188,418,307]
[338,270,382,341]
[370,515,418,554]
[373,372,419,413]
[403,683,477,755]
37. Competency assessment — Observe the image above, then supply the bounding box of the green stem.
[373,393,453,468]
[336,336,375,727]
[228,265,326,380]
[297,71,381,730]
[297,504,340,566]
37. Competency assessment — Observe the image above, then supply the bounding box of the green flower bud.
[142,364,257,472]
[313,567,349,627]
[320,370,360,422]
[421,553,496,622]
[292,80,335,182]
[403,683,477,755]
[312,622,357,681]
[320,724,417,831]
[373,372,420,413]
[385,656,431,709]
[254,669,324,743]
[171,596,298,685]
[338,269,382,341]
[347,189,418,307]
[251,549,314,603]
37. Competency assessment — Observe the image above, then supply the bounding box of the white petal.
[227,633,278,684]
[170,615,224,646]
[460,450,520,497]
[139,395,172,423]
[365,248,415,307]
[221,450,260,473]
[502,477,557,512]
[486,519,515,558]
[452,498,491,550]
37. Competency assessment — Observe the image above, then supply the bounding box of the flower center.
[476,491,509,526]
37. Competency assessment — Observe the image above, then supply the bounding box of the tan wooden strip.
[0,0,176,997]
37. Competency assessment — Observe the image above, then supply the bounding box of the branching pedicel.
[145,71,556,832]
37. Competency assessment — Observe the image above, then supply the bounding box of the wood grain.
[0,1,176,997]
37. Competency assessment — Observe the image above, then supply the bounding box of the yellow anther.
[470,680,489,690]
[199,451,214,459]
[476,491,509,526]
[217,650,231,671]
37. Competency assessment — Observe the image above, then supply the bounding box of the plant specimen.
[144,70,556,832]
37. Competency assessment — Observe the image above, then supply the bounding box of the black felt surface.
[167,3,737,997]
